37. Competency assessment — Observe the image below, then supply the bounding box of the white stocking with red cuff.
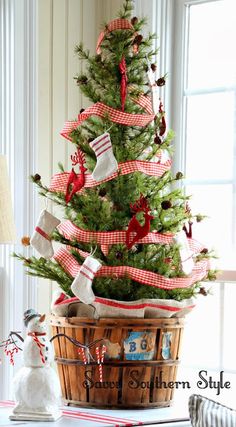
[71,255,102,304]
[89,132,118,181]
[30,209,61,259]
[174,230,194,275]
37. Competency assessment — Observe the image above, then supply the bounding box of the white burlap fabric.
[51,290,195,319]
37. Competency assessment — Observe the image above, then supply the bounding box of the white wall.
[36,0,125,314]
[36,0,171,315]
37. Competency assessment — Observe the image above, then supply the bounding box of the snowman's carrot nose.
[39,314,46,323]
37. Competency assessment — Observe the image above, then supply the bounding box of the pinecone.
[199,287,208,296]
[156,77,166,86]
[80,108,85,114]
[136,244,143,253]
[176,171,184,180]
[131,16,138,25]
[99,188,107,197]
[196,214,203,222]
[161,200,172,210]
[151,63,157,72]
[200,248,208,254]
[33,173,41,182]
[76,75,88,85]
[133,34,143,45]
[154,135,162,145]
[115,251,123,260]
[113,203,123,212]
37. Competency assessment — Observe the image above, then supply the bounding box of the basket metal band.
[54,356,180,367]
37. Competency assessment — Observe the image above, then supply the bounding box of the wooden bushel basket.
[50,316,184,408]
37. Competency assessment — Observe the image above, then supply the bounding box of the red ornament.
[183,203,193,238]
[126,195,154,249]
[65,149,87,203]
[154,134,162,145]
[183,222,193,239]
[159,101,166,137]
[119,56,128,112]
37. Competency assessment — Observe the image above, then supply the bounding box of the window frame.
[0,0,37,399]
[168,0,236,384]
[170,0,236,281]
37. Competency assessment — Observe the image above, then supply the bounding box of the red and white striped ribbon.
[61,102,155,141]
[53,246,210,291]
[0,400,142,425]
[89,133,112,157]
[57,220,204,256]
[96,18,134,54]
[49,159,171,194]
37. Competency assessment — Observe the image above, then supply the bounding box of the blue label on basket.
[124,331,155,360]
[161,332,172,360]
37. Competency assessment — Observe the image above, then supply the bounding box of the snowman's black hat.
[23,309,41,327]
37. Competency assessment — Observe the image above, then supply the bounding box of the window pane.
[186,184,234,269]
[181,288,220,367]
[223,284,236,369]
[187,1,236,90]
[185,92,235,181]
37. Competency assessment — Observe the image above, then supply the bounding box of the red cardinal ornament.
[65,149,87,203]
[126,195,154,249]
[119,56,128,112]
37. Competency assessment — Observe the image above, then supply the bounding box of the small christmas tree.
[16,0,216,316]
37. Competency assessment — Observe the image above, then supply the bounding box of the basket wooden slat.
[50,316,184,408]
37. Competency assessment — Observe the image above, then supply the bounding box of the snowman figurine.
[10,309,62,421]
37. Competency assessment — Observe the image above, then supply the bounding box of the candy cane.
[95,345,107,382]
[78,347,87,365]
[4,341,19,366]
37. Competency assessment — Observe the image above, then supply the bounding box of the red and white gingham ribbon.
[61,102,155,141]
[96,18,134,54]
[57,220,204,256]
[135,92,153,115]
[53,246,210,291]
[49,159,171,194]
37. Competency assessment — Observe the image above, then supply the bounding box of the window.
[0,0,37,399]
[171,0,236,408]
